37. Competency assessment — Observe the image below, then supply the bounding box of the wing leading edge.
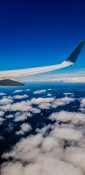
[0,40,84,86]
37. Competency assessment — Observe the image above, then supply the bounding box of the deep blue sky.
[0,0,85,72]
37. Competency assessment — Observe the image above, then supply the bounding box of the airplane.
[0,40,84,86]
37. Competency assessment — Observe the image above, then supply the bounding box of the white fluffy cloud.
[33,89,46,94]
[13,94,28,99]
[0,100,41,113]
[31,96,74,110]
[1,110,85,175]
[31,97,54,104]
[0,111,5,124]
[14,112,32,122]
[13,90,24,93]
[1,128,84,175]
[0,93,75,113]
[49,111,85,124]
[64,146,85,172]
[14,114,28,122]
[38,102,52,109]
[13,89,30,94]
[1,157,83,175]
[47,93,52,97]
[51,126,83,141]
[80,98,85,107]
[64,92,74,96]
[0,111,5,116]
[0,96,13,105]
[80,98,85,112]
[16,123,32,135]
[51,96,74,108]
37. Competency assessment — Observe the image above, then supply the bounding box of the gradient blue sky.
[0,0,85,73]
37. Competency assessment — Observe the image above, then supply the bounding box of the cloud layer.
[0,86,85,175]
[18,70,85,83]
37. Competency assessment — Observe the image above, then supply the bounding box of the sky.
[0,0,85,73]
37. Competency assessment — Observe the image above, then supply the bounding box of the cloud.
[64,92,74,96]
[51,96,74,108]
[14,112,32,122]
[49,111,85,124]
[0,111,5,124]
[31,97,54,104]
[16,123,32,135]
[13,94,28,99]
[1,90,85,175]
[36,125,53,135]
[1,130,84,175]
[35,77,85,83]
[0,95,75,114]
[0,92,6,96]
[31,96,74,110]
[0,100,41,113]
[0,96,13,105]
[13,89,30,94]
[47,93,52,97]
[48,89,52,91]
[0,111,5,116]
[14,114,28,122]
[13,90,24,93]
[51,126,83,141]
[80,98,85,107]
[5,114,13,119]
[59,77,85,83]
[64,146,85,172]
[1,109,85,175]
[79,98,85,112]
[38,102,52,109]
[1,157,83,175]
[20,70,85,83]
[33,89,46,94]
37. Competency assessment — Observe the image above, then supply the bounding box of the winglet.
[66,40,85,64]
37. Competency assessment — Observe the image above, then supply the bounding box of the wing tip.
[66,40,85,64]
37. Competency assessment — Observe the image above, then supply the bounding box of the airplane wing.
[0,79,24,86]
[0,40,84,86]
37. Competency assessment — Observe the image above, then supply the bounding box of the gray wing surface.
[0,79,24,86]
